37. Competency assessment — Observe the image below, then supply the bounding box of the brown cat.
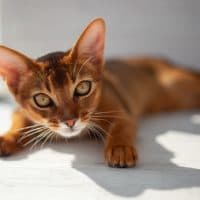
[0,18,200,168]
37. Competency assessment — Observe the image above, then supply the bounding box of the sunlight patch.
[156,130,200,169]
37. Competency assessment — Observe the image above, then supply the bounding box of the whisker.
[85,128,92,140]
[55,133,63,143]
[49,131,56,144]
[90,122,111,133]
[30,130,52,150]
[90,117,112,125]
[92,126,105,143]
[90,122,111,138]
[18,127,48,142]
[92,114,124,119]
[77,56,94,75]
[21,126,47,135]
[40,130,54,149]
[17,124,43,131]
[93,110,124,115]
[87,126,98,141]
[72,60,78,79]
[55,133,58,144]
[89,122,110,141]
[23,131,46,147]
[88,125,105,143]
[92,111,125,120]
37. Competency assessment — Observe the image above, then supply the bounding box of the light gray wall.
[2,0,200,67]
[0,0,2,42]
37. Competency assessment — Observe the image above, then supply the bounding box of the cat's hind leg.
[161,66,200,111]
[145,64,200,114]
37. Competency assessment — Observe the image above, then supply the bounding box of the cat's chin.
[56,121,87,138]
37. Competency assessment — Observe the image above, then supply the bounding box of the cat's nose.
[65,119,77,128]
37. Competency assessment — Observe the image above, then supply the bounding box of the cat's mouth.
[54,120,87,138]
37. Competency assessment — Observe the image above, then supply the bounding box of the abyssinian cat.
[0,18,200,168]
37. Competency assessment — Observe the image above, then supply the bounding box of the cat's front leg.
[0,135,22,156]
[0,109,32,156]
[104,118,138,168]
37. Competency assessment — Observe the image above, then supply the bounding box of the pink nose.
[65,119,77,128]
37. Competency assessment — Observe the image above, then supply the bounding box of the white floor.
[0,103,200,200]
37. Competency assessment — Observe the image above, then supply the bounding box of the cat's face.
[0,18,105,138]
[17,52,103,138]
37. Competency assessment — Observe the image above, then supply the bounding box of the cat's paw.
[104,145,138,168]
[0,136,20,157]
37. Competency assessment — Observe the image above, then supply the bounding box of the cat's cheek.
[20,106,47,125]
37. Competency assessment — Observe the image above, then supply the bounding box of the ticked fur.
[0,18,200,168]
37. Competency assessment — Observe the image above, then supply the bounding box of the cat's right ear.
[0,46,34,93]
[68,18,106,69]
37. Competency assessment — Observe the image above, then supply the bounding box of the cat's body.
[105,57,200,117]
[0,18,200,167]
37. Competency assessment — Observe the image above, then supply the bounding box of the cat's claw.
[104,145,138,168]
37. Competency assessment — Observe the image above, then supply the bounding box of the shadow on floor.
[3,111,200,197]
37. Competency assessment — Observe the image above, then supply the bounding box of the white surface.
[0,103,200,200]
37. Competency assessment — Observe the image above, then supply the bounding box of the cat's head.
[0,18,106,138]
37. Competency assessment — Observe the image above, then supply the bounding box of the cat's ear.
[69,18,106,67]
[0,46,34,92]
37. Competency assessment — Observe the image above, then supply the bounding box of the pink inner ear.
[0,47,28,87]
[0,62,20,88]
[86,32,104,56]
[76,20,105,64]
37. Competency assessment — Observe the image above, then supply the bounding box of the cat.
[0,18,200,168]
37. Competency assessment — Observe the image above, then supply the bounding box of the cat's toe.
[104,145,138,168]
[0,136,20,157]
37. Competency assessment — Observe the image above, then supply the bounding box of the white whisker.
[90,116,112,125]
[23,131,46,147]
[72,60,78,79]
[87,125,105,143]
[77,56,94,75]
[40,130,54,149]
[17,124,42,131]
[30,130,52,150]
[18,127,48,142]
[93,110,124,115]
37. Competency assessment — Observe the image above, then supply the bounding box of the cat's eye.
[74,81,91,96]
[33,93,53,108]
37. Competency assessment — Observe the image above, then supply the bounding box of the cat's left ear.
[0,46,34,93]
[69,18,106,68]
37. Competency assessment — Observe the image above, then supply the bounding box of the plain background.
[1,0,200,68]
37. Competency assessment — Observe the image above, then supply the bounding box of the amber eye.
[33,93,53,108]
[74,81,91,96]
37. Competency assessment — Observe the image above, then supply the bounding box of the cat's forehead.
[37,51,70,72]
[33,52,71,88]
[34,50,100,89]
[37,51,67,63]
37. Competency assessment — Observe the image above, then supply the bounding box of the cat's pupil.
[41,97,47,103]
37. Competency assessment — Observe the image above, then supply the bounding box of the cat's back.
[105,56,172,80]
[103,57,174,115]
[104,56,173,90]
